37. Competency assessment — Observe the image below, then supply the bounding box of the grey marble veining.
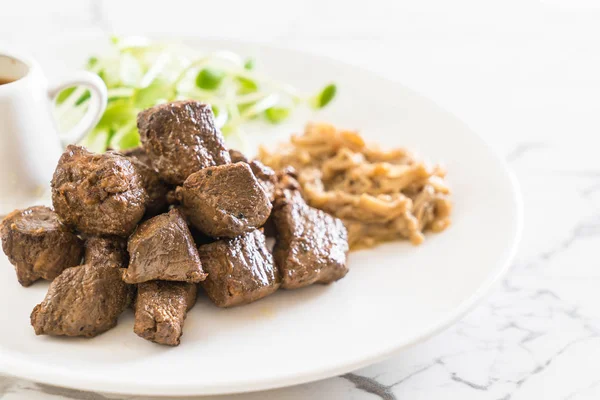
[2,0,600,399]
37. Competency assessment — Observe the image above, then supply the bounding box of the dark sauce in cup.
[0,77,16,85]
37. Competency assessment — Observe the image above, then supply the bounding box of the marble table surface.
[2,0,600,398]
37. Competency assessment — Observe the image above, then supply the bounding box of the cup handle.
[48,71,108,146]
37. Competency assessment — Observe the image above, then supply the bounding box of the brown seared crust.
[51,145,147,237]
[272,174,349,289]
[178,163,272,238]
[249,160,277,202]
[228,149,277,202]
[137,101,231,185]
[84,236,128,268]
[1,206,83,286]
[133,281,197,346]
[123,209,207,284]
[198,230,280,308]
[30,264,132,337]
[122,147,170,216]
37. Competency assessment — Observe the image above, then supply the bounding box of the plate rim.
[0,33,524,396]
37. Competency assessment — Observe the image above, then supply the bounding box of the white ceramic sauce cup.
[0,49,107,215]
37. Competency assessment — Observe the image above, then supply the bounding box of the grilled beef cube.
[51,145,147,237]
[228,149,277,202]
[30,264,132,337]
[1,206,83,286]
[123,209,206,284]
[137,101,231,185]
[198,230,280,307]
[249,160,277,202]
[134,281,197,346]
[272,174,349,289]
[84,236,128,268]
[122,147,169,216]
[177,163,272,238]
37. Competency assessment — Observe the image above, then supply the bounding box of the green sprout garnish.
[243,58,255,70]
[54,37,337,152]
[265,107,290,123]
[196,68,226,90]
[313,83,337,109]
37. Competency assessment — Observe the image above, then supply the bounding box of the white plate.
[0,36,522,396]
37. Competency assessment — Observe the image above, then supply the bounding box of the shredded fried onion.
[259,123,452,249]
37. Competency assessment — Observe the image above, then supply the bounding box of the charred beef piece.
[137,101,231,185]
[272,173,349,289]
[198,230,280,307]
[30,264,132,337]
[177,163,272,238]
[122,147,169,216]
[84,236,128,268]
[51,145,147,237]
[228,149,277,202]
[134,281,197,346]
[1,206,83,286]
[123,209,207,284]
[249,160,277,202]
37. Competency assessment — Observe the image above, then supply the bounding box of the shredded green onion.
[55,36,337,152]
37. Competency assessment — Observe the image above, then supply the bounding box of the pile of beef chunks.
[0,100,349,346]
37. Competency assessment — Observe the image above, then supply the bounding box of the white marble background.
[1,0,600,398]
